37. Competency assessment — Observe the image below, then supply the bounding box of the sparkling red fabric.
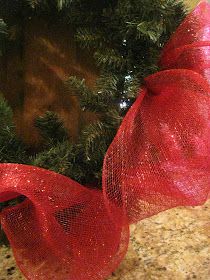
[0,2,210,280]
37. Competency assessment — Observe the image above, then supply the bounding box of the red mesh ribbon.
[0,2,210,279]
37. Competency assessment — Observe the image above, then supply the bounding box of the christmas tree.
[0,0,185,188]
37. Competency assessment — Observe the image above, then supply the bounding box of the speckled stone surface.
[184,0,201,10]
[109,199,210,280]
[0,200,209,280]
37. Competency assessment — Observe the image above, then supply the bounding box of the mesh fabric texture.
[0,1,210,280]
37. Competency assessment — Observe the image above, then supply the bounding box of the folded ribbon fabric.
[0,1,209,279]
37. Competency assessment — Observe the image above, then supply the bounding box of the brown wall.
[0,19,98,149]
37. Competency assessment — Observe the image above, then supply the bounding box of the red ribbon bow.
[0,2,209,279]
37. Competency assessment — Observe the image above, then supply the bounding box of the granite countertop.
[109,199,210,280]
[0,199,209,280]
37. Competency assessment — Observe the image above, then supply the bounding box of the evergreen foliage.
[35,112,69,146]
[0,95,27,163]
[0,0,186,187]
[0,19,7,55]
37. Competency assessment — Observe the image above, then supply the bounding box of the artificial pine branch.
[94,48,127,71]
[32,141,79,176]
[95,73,119,96]
[26,0,40,8]
[56,0,73,10]
[35,111,69,146]
[75,28,104,50]
[0,95,27,163]
[0,0,186,187]
[65,76,93,97]
[80,121,109,162]
[0,19,7,35]
[65,76,103,112]
[0,19,7,55]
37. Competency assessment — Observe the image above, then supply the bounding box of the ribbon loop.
[0,2,210,279]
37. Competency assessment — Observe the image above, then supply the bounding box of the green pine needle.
[35,111,69,146]
[94,49,127,70]
[0,95,27,163]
